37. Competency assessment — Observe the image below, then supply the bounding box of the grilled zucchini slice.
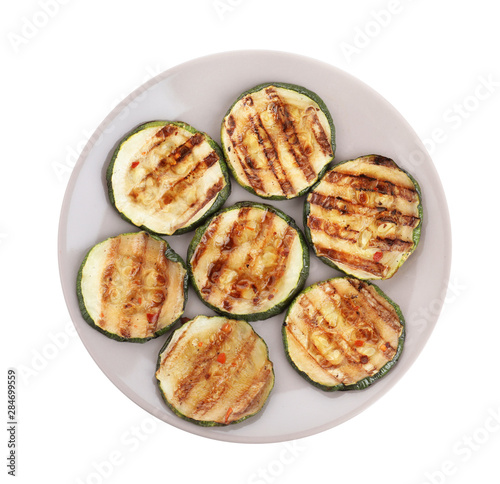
[156,315,274,426]
[187,201,309,321]
[77,231,188,342]
[221,82,335,199]
[305,154,422,280]
[283,277,404,391]
[107,121,230,236]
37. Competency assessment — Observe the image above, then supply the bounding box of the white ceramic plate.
[58,50,451,443]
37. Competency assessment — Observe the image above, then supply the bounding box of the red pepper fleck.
[131,161,140,169]
[147,313,159,324]
[217,353,226,364]
[224,407,233,424]
[198,341,203,347]
[373,251,383,262]
[354,339,364,347]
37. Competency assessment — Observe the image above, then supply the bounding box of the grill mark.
[133,125,177,161]
[129,132,206,202]
[226,128,266,195]
[171,177,224,233]
[159,324,191,366]
[308,215,414,253]
[304,106,333,156]
[347,279,402,334]
[287,281,400,385]
[377,212,420,228]
[118,232,149,338]
[309,192,380,216]
[99,237,122,328]
[193,333,259,417]
[146,246,170,336]
[265,87,316,182]
[250,114,295,197]
[169,132,204,164]
[257,226,296,304]
[190,214,222,267]
[226,114,237,136]
[297,295,370,381]
[326,171,418,203]
[309,287,380,379]
[308,214,358,244]
[309,192,420,227]
[119,323,131,338]
[315,246,386,278]
[199,207,252,297]
[300,295,367,368]
[365,154,398,168]
[155,124,177,139]
[323,282,382,344]
[230,364,273,421]
[160,150,220,207]
[224,210,276,305]
[285,326,342,383]
[173,327,231,404]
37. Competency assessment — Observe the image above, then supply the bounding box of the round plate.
[58,50,451,443]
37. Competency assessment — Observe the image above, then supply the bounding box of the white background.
[2,1,499,483]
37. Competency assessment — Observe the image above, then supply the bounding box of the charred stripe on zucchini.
[282,277,405,391]
[77,231,188,342]
[156,315,274,426]
[187,201,309,321]
[304,154,422,280]
[107,121,230,236]
[221,82,335,199]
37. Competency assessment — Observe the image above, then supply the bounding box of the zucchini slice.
[107,121,230,236]
[77,231,188,342]
[304,154,423,280]
[187,201,309,321]
[156,315,274,426]
[220,82,335,199]
[283,277,405,391]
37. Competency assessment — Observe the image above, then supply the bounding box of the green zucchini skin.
[155,315,275,426]
[220,82,336,200]
[187,201,310,322]
[282,277,405,392]
[303,154,423,280]
[76,231,189,343]
[107,120,231,236]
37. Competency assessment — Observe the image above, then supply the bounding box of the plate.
[58,50,451,443]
